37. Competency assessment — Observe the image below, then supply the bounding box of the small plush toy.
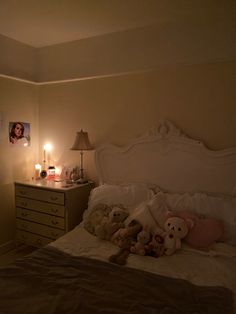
[110,219,142,247]
[130,227,151,256]
[83,203,112,235]
[146,233,165,257]
[168,210,224,250]
[109,245,131,265]
[163,215,192,255]
[95,207,129,241]
[109,219,142,265]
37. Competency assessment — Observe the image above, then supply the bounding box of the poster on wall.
[9,122,31,147]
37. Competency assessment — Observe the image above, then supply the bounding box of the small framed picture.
[9,122,31,147]
[60,166,74,180]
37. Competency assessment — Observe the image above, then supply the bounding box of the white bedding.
[49,120,236,311]
[50,224,236,309]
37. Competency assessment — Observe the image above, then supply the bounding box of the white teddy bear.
[163,215,192,255]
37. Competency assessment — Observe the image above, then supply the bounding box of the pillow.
[88,183,155,210]
[170,210,224,249]
[157,191,236,246]
[124,193,169,234]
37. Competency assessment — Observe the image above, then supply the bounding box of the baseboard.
[0,240,17,256]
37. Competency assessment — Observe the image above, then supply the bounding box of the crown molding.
[0,69,155,86]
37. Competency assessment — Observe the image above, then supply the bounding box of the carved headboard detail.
[95,120,236,196]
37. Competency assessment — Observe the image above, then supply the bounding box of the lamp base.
[76,178,88,184]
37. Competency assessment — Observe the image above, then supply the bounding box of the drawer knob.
[19,190,27,195]
[21,212,29,217]
[51,232,59,238]
[51,220,59,225]
[51,208,58,213]
[50,196,58,201]
[36,239,42,245]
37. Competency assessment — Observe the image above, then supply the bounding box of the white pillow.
[158,191,236,246]
[125,193,169,234]
[88,183,155,211]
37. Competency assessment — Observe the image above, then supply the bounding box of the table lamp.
[71,129,93,183]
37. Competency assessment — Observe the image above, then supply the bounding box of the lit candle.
[35,164,41,179]
[43,143,53,166]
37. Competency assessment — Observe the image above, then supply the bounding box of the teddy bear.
[110,219,143,247]
[83,203,112,235]
[109,219,142,265]
[94,207,129,241]
[163,214,193,255]
[130,227,151,256]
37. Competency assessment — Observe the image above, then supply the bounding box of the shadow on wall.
[0,183,16,246]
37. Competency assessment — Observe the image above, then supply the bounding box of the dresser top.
[15,179,92,191]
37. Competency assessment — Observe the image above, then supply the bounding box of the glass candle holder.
[34,164,41,180]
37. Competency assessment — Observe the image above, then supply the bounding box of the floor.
[0,245,37,267]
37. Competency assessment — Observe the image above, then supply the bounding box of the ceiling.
[0,0,235,48]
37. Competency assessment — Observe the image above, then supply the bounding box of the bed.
[0,119,236,314]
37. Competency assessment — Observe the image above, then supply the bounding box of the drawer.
[16,196,65,217]
[16,230,52,248]
[16,207,65,230]
[15,185,64,205]
[17,219,65,240]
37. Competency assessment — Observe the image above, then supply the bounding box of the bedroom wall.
[37,12,236,181]
[0,77,39,249]
[38,60,236,183]
[0,34,36,81]
[36,19,236,82]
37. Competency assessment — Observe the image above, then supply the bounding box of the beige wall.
[0,77,39,246]
[0,34,36,81]
[38,61,236,184]
[37,20,236,82]
[1,17,235,83]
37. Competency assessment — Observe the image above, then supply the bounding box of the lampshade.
[71,129,93,151]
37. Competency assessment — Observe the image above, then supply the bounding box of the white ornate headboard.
[95,120,236,196]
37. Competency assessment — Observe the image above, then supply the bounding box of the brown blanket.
[0,246,233,314]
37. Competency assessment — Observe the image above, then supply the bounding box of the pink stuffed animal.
[169,210,223,250]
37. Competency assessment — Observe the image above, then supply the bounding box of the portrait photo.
[9,121,31,147]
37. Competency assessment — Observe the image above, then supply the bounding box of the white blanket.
[50,224,236,311]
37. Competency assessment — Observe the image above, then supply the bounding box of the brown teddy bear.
[109,219,142,265]
[130,227,151,256]
[146,233,165,257]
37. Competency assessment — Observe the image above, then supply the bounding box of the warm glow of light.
[43,143,53,151]
[35,163,41,170]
